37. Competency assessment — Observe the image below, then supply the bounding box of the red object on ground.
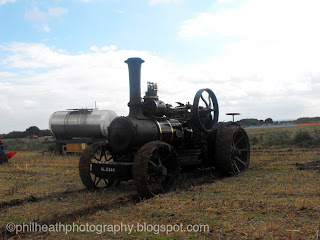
[6,152,17,159]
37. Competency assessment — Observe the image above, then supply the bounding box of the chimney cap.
[125,58,145,63]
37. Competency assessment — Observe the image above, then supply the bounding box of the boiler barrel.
[49,110,117,140]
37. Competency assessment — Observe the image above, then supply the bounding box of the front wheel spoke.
[149,177,157,192]
[102,151,109,161]
[99,150,104,160]
[95,177,102,186]
[231,143,235,149]
[154,148,161,165]
[161,154,172,163]
[157,155,162,166]
[149,176,157,184]
[149,160,157,167]
[103,179,109,185]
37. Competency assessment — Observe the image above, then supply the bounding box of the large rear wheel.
[214,124,250,175]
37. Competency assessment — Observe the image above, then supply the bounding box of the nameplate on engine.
[91,161,133,180]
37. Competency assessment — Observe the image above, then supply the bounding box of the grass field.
[0,126,320,239]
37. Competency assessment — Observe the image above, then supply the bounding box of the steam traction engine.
[79,58,250,197]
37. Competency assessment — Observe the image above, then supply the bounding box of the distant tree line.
[238,118,273,126]
[2,126,52,139]
[239,117,320,126]
[296,117,320,123]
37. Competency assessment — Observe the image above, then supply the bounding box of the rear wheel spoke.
[158,180,165,193]
[234,135,245,146]
[232,160,241,173]
[165,173,176,177]
[238,147,249,152]
[235,156,246,166]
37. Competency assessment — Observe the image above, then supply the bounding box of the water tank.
[49,109,117,140]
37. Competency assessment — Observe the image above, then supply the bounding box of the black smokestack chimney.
[125,57,145,117]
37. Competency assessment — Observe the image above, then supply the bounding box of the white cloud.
[101,45,117,52]
[149,0,182,6]
[178,12,215,38]
[89,45,99,52]
[25,7,47,22]
[43,25,51,32]
[179,0,320,41]
[48,7,68,17]
[24,6,68,32]
[0,43,179,133]
[0,0,15,5]
[90,45,117,52]
[1,40,320,134]
[2,43,69,68]
[0,71,16,77]
[176,0,320,121]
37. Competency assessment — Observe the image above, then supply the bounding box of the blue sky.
[0,0,221,62]
[1,0,320,133]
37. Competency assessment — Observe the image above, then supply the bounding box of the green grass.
[247,125,320,148]
[2,137,51,152]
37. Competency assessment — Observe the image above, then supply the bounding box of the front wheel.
[79,141,118,190]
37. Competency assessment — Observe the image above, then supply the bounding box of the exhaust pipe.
[125,57,145,117]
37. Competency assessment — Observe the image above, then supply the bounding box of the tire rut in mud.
[1,193,141,238]
[0,189,87,210]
